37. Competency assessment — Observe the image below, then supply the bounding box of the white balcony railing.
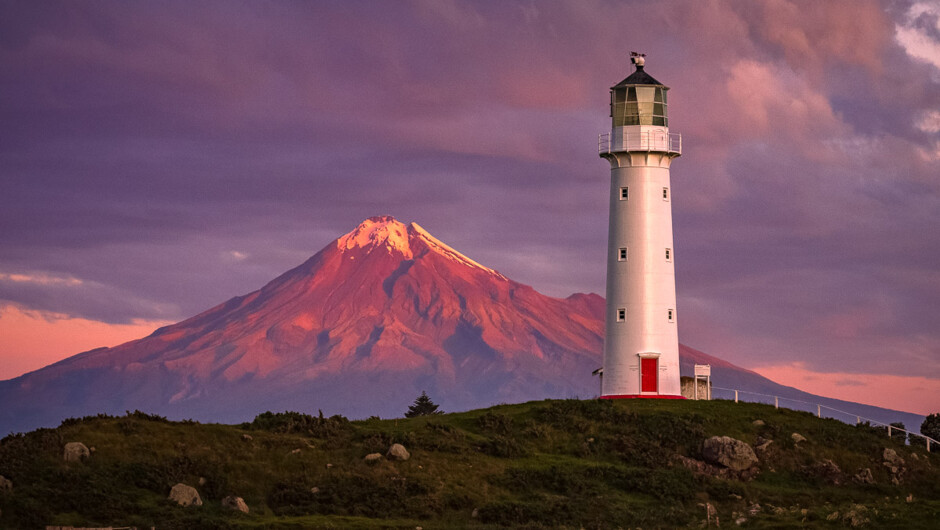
[598,131,682,155]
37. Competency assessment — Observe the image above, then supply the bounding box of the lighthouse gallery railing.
[598,131,682,155]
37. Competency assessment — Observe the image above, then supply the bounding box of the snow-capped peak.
[337,216,413,258]
[410,222,505,279]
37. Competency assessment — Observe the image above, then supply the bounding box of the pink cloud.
[754,362,940,416]
[0,304,171,381]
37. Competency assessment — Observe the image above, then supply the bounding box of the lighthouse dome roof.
[614,66,665,88]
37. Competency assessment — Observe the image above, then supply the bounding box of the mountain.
[0,217,925,434]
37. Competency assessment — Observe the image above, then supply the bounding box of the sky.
[1,0,939,414]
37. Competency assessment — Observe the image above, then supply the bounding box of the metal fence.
[709,386,937,452]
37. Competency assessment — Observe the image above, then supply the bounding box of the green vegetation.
[0,400,938,528]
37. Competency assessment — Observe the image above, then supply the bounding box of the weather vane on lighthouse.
[595,53,683,399]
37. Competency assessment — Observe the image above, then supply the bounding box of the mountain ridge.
[0,216,925,434]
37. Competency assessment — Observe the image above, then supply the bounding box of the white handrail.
[710,386,937,452]
[598,131,682,155]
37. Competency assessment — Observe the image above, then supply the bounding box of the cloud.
[754,362,940,416]
[0,0,938,394]
[0,303,171,380]
[895,1,940,71]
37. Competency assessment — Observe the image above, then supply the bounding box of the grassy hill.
[0,399,937,528]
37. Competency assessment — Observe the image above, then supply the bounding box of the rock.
[471,508,479,518]
[843,504,869,527]
[89,446,96,454]
[326,463,333,469]
[853,468,874,485]
[290,448,301,455]
[827,511,840,521]
[387,443,410,461]
[198,476,207,486]
[222,495,249,513]
[241,434,253,441]
[747,503,761,516]
[882,448,904,467]
[791,433,806,444]
[364,453,383,463]
[735,516,747,526]
[752,419,765,426]
[810,459,842,484]
[311,486,320,494]
[882,448,906,484]
[0,475,12,491]
[729,493,743,500]
[702,436,759,471]
[906,493,913,502]
[675,454,759,481]
[753,436,773,454]
[168,483,203,507]
[63,442,90,462]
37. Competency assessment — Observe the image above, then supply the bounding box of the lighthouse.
[597,53,683,399]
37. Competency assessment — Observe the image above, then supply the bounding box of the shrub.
[244,410,349,438]
[477,412,513,435]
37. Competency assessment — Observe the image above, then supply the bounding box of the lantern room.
[610,55,669,127]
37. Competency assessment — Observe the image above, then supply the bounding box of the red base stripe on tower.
[600,394,687,400]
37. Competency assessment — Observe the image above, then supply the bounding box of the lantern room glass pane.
[654,88,663,103]
[637,87,655,102]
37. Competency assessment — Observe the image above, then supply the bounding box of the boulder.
[752,419,765,426]
[387,443,410,461]
[702,436,759,471]
[63,442,90,462]
[242,434,253,441]
[364,453,383,463]
[882,448,906,484]
[791,433,806,444]
[222,495,249,513]
[883,448,904,467]
[168,483,203,507]
[0,475,11,491]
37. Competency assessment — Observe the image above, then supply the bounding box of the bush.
[244,410,349,438]
[477,412,513,435]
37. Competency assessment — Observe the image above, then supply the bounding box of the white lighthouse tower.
[597,53,683,399]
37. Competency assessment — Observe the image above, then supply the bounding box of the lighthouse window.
[663,187,669,201]
[668,309,675,322]
[665,248,672,261]
[613,85,668,127]
[618,247,628,261]
[620,187,628,200]
[617,308,626,322]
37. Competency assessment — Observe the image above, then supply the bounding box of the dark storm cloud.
[1,1,938,379]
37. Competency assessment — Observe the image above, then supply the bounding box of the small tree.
[919,413,940,445]
[405,391,443,418]
[889,422,906,442]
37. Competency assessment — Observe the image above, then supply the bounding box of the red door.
[641,358,658,393]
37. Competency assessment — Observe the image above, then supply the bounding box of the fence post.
[888,425,892,438]
[857,416,860,425]
[734,390,738,403]
[774,396,778,409]
[928,439,931,453]
[817,405,821,418]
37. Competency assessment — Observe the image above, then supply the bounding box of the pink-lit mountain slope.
[0,217,924,434]
[0,217,605,432]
